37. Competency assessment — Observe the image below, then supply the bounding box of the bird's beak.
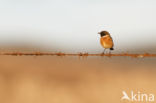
[98,32,100,34]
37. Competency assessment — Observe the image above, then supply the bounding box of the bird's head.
[98,31,110,37]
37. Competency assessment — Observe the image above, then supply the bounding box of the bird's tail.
[110,48,114,50]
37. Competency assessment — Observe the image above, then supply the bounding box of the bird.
[98,31,114,54]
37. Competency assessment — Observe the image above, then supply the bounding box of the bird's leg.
[109,50,111,55]
[102,49,106,54]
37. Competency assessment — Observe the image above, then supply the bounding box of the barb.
[0,52,156,58]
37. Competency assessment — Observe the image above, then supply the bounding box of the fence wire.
[0,52,156,58]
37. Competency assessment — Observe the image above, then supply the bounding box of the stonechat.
[98,31,114,54]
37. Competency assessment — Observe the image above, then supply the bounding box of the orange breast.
[100,35,114,49]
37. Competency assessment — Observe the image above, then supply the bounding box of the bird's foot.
[101,52,105,56]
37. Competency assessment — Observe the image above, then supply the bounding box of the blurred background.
[0,56,156,103]
[0,0,156,53]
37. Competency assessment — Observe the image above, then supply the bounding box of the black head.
[98,31,110,37]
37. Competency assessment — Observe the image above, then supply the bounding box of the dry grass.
[0,54,156,103]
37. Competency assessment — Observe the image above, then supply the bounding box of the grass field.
[0,56,156,103]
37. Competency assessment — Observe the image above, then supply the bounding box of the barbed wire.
[0,52,156,58]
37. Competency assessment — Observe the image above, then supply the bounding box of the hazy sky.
[0,0,156,53]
